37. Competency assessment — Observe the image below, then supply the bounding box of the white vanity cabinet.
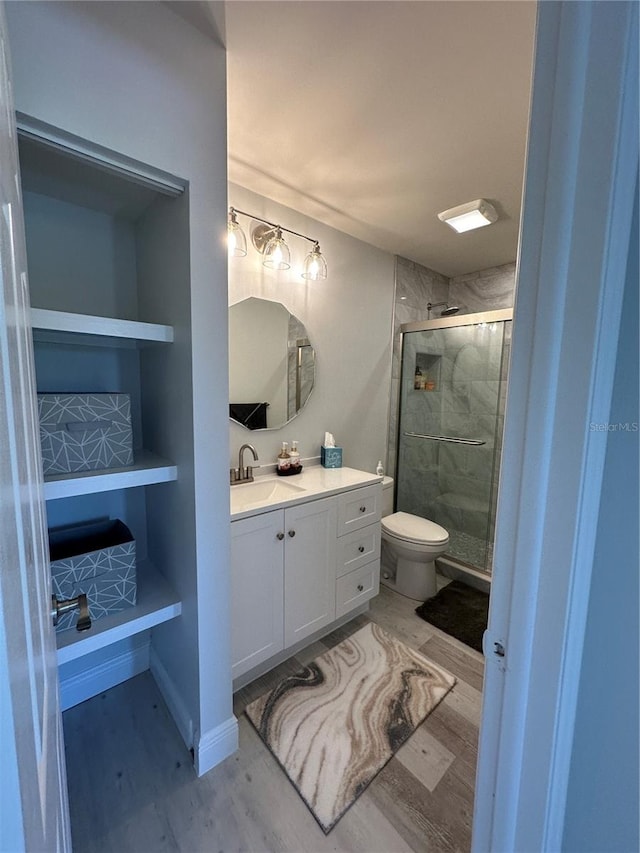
[335,483,382,617]
[230,496,337,679]
[230,476,381,684]
[230,512,285,679]
[283,497,338,647]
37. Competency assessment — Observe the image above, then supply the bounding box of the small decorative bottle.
[376,460,384,477]
[277,441,290,473]
[289,440,301,473]
[414,366,423,390]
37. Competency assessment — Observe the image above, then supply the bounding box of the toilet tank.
[382,476,394,517]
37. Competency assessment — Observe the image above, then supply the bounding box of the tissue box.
[49,519,137,632]
[321,445,343,468]
[38,393,133,475]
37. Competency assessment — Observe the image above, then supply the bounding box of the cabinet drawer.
[336,561,380,618]
[336,524,380,578]
[337,484,381,536]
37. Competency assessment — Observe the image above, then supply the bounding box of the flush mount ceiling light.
[227,207,328,280]
[437,199,498,234]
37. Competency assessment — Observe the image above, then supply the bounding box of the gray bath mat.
[245,622,456,833]
[415,580,489,653]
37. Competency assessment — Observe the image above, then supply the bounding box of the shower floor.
[446,529,494,574]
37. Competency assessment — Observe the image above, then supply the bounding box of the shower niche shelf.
[413,352,442,392]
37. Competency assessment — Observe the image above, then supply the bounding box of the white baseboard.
[149,645,194,750]
[58,635,150,711]
[194,716,238,777]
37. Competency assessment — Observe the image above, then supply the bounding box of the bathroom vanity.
[230,467,382,685]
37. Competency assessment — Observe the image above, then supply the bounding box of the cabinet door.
[230,510,284,679]
[284,496,337,647]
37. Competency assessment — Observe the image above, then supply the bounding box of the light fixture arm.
[229,207,320,248]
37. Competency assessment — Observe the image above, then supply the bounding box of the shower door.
[396,309,512,573]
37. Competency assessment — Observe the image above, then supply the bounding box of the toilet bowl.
[380,476,449,600]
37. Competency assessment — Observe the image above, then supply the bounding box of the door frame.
[474,2,638,851]
[0,3,71,848]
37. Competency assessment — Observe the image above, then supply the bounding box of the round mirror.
[229,297,315,430]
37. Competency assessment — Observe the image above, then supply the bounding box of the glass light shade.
[262,228,291,270]
[228,212,247,257]
[301,243,328,280]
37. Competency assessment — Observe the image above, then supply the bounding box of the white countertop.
[230,465,381,521]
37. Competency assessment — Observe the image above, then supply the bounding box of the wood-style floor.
[63,584,484,853]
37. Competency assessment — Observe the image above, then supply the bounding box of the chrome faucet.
[231,443,259,485]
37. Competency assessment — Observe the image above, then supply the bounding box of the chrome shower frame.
[402,307,512,335]
[395,307,513,584]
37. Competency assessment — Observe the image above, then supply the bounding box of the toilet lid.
[382,512,449,545]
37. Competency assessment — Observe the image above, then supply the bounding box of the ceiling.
[223,1,537,278]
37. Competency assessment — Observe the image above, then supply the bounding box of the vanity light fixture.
[227,208,247,257]
[263,226,291,271]
[228,207,328,280]
[302,242,327,281]
[437,199,498,233]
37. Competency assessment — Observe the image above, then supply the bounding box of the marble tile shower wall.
[397,324,506,541]
[388,259,516,569]
[387,257,448,480]
[448,262,517,314]
[431,324,506,542]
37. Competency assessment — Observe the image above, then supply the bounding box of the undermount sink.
[230,477,307,513]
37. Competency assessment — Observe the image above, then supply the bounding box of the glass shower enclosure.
[395,309,512,574]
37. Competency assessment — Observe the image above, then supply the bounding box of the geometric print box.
[49,519,137,632]
[37,393,133,475]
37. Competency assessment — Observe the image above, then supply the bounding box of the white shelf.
[31,307,174,346]
[56,559,182,665]
[43,450,177,500]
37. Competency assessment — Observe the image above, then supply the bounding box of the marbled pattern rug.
[245,622,456,833]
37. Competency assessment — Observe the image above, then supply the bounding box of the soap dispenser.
[277,441,290,472]
[289,440,301,472]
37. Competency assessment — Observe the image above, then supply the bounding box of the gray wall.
[229,183,395,474]
[562,191,639,853]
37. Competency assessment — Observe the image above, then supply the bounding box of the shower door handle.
[403,431,486,446]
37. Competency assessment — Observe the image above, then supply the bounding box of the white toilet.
[380,476,449,600]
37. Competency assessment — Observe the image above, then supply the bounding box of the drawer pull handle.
[358,545,365,553]
[276,532,285,540]
[360,506,366,513]
[288,530,296,538]
[357,584,364,592]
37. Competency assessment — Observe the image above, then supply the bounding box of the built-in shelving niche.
[413,351,442,392]
[19,128,191,707]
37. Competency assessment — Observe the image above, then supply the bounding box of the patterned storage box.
[37,393,133,475]
[49,519,137,632]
